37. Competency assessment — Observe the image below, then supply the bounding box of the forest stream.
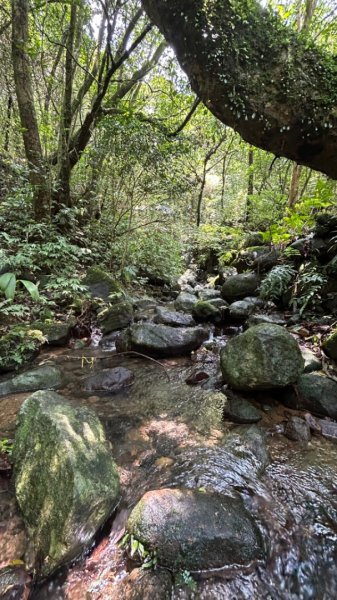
[2,318,337,600]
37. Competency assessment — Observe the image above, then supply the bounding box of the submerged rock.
[14,391,120,577]
[284,416,311,442]
[116,323,208,357]
[223,390,262,423]
[83,367,134,392]
[114,568,172,600]
[127,488,264,570]
[153,306,195,327]
[0,365,63,397]
[220,323,304,391]
[221,272,260,302]
[98,301,133,334]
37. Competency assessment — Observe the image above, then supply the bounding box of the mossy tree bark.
[141,0,337,179]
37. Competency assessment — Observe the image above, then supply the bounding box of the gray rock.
[229,298,260,320]
[0,365,63,397]
[192,300,222,323]
[83,367,134,392]
[207,297,229,310]
[301,347,322,373]
[133,297,158,310]
[197,288,221,301]
[221,273,260,302]
[284,416,311,442]
[127,488,264,570]
[220,323,304,391]
[98,301,133,334]
[247,313,286,327]
[154,306,195,327]
[289,373,337,420]
[116,323,208,358]
[14,391,119,577]
[174,292,197,313]
[223,390,262,423]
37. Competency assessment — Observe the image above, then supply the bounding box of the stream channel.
[1,326,337,600]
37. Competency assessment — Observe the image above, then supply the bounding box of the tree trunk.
[11,0,50,221]
[142,0,337,179]
[288,164,302,208]
[246,147,254,221]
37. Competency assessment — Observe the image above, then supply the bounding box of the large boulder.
[98,301,133,334]
[153,306,195,327]
[14,391,120,577]
[127,488,264,570]
[116,323,208,358]
[220,323,304,390]
[84,266,122,301]
[221,273,260,302]
[287,373,337,420]
[0,365,63,397]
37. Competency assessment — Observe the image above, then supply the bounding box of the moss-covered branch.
[142,0,337,178]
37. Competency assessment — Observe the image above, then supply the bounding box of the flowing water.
[1,336,337,600]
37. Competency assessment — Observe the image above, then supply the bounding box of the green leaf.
[130,536,139,557]
[20,279,40,301]
[0,273,16,300]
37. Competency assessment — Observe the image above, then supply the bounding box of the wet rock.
[229,297,261,320]
[192,301,222,323]
[127,488,264,570]
[0,566,30,600]
[114,568,172,600]
[223,390,262,424]
[154,307,195,327]
[289,373,337,420]
[220,323,304,391]
[83,367,134,392]
[30,321,73,346]
[14,391,120,577]
[98,301,133,334]
[174,292,197,313]
[84,266,122,301]
[301,347,322,373]
[116,323,208,358]
[322,329,337,361]
[284,417,311,442]
[247,313,286,327]
[0,365,63,397]
[318,419,337,442]
[221,272,260,302]
[197,289,221,301]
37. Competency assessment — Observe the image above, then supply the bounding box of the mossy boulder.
[220,323,304,391]
[192,300,222,323]
[127,488,264,570]
[0,365,63,397]
[98,301,133,334]
[243,232,265,248]
[0,328,43,374]
[31,321,74,346]
[14,391,120,577]
[116,323,208,357]
[174,292,197,313]
[84,266,122,301]
[322,330,337,361]
[221,272,260,302]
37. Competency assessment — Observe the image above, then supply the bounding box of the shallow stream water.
[1,336,337,600]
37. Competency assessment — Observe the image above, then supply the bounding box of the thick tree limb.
[142,0,337,178]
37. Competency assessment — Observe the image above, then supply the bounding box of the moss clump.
[0,327,44,373]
